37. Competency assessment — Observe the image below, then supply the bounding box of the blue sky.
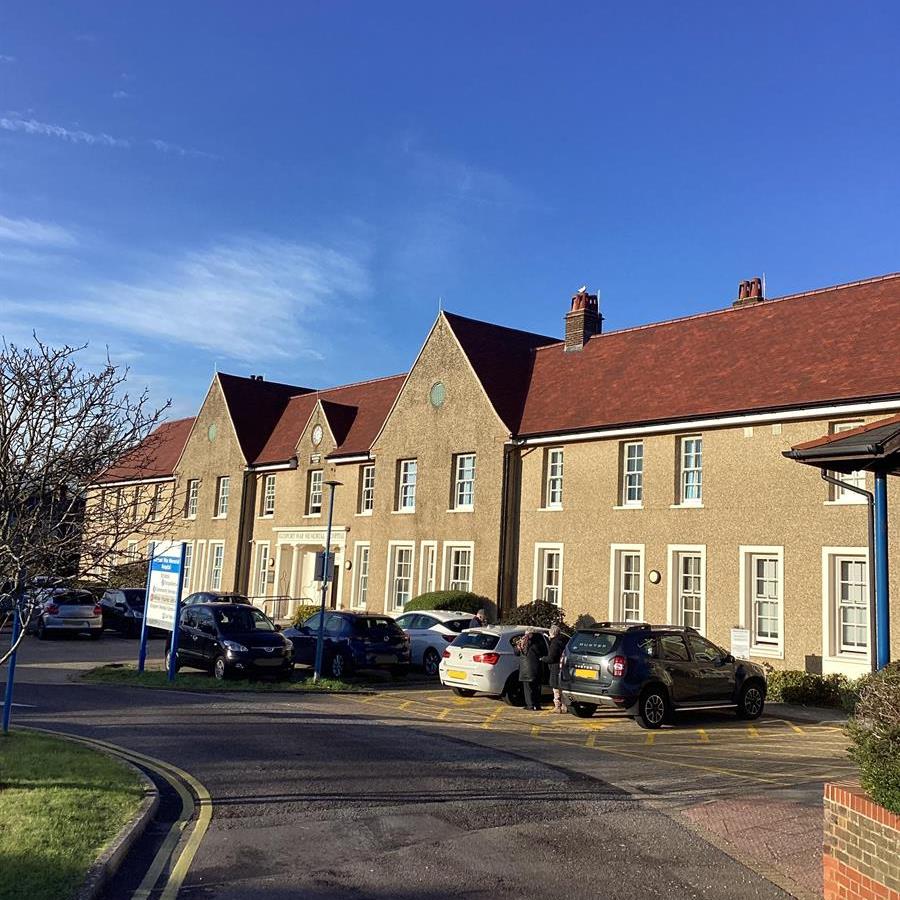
[2,3,899,415]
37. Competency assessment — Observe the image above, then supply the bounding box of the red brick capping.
[823,781,900,900]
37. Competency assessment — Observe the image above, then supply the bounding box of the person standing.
[468,608,488,629]
[516,628,543,710]
[541,624,569,713]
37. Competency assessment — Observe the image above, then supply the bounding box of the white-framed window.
[125,540,139,562]
[544,448,564,509]
[397,459,417,511]
[452,453,476,510]
[194,540,206,590]
[827,422,867,503]
[821,549,869,671]
[307,469,323,515]
[419,541,438,595]
[215,476,230,518]
[621,442,644,506]
[208,542,225,590]
[261,474,276,517]
[254,542,270,597]
[739,546,784,656]
[186,479,199,519]
[386,542,415,611]
[151,484,164,521]
[351,542,370,609]
[667,545,706,634]
[359,465,375,514]
[443,543,474,592]
[610,544,644,621]
[678,436,703,505]
[533,543,564,606]
[182,542,193,594]
[130,486,140,522]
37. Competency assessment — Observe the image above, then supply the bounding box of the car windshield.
[567,631,619,657]
[443,619,471,633]
[122,590,145,607]
[213,606,275,633]
[55,592,95,606]
[352,617,399,635]
[452,632,500,650]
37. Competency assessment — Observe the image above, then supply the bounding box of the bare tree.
[0,337,175,664]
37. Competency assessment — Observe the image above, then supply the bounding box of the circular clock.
[311,424,324,446]
[429,381,446,408]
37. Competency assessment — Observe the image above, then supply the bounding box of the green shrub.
[501,600,570,631]
[765,669,853,708]
[403,591,493,617]
[847,661,900,815]
[291,603,322,627]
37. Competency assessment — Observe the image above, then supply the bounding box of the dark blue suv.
[284,612,410,679]
[559,623,767,728]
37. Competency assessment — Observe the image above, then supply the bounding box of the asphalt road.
[3,634,853,899]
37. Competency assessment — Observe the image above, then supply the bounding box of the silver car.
[393,609,473,676]
[439,626,551,705]
[29,588,103,640]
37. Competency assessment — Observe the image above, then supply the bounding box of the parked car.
[26,588,103,640]
[99,588,149,636]
[438,626,552,705]
[167,602,294,680]
[283,612,411,679]
[559,623,767,728]
[182,591,252,605]
[393,610,473,676]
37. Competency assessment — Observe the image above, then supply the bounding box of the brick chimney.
[564,286,602,352]
[732,277,765,308]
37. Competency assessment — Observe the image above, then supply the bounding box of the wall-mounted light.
[648,570,661,585]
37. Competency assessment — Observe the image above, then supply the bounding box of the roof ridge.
[443,309,558,344]
[288,371,407,399]
[531,271,900,351]
[217,371,312,392]
[160,415,196,425]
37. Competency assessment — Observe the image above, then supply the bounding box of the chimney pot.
[733,276,765,308]
[565,286,602,352]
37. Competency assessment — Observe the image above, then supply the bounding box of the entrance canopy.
[783,413,900,474]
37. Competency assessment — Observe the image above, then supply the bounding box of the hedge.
[846,661,900,814]
[764,669,858,710]
[291,603,323,627]
[403,591,493,617]
[501,599,570,631]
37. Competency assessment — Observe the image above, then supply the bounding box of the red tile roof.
[99,416,195,483]
[790,413,900,452]
[516,273,900,437]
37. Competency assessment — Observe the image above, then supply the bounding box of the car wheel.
[423,647,441,678]
[637,686,670,729]
[328,652,348,680]
[568,701,597,718]
[503,677,525,707]
[165,648,181,673]
[213,656,229,680]
[452,687,476,697]
[737,682,765,720]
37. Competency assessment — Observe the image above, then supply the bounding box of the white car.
[439,626,551,705]
[393,610,473,676]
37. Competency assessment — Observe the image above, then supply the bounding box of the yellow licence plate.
[574,667,598,680]
[447,669,467,680]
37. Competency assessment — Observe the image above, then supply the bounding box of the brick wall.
[824,782,900,900]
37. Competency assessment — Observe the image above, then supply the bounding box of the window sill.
[392,509,416,515]
[355,511,373,517]
[446,507,474,513]
[303,513,322,519]
[539,506,564,512]
[749,646,784,660]
[212,515,228,520]
[613,504,643,511]
[824,499,867,507]
[259,514,274,520]
[670,503,704,509]
[184,515,197,521]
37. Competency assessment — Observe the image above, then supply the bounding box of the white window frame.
[385,541,415,612]
[307,469,323,516]
[666,544,707,634]
[543,448,564,509]
[215,476,230,518]
[186,479,199,519]
[358,464,375,515]
[125,540,139,562]
[262,474,276,517]
[253,542,270,597]
[418,540,438,595]
[609,544,645,622]
[151,483,164,521]
[825,422,867,504]
[442,541,474,592]
[678,436,703,506]
[532,542,564,606]
[621,441,644,507]
[182,541,194,594]
[397,459,417,512]
[821,547,871,674]
[452,453,476,511]
[738,545,784,658]
[208,541,225,591]
[350,542,370,609]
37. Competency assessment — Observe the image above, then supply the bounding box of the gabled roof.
[517,273,900,437]
[784,413,900,475]
[99,417,195,483]
[443,312,558,433]
[217,373,312,463]
[252,374,406,464]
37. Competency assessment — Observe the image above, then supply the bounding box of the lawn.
[0,730,145,900]
[80,663,364,692]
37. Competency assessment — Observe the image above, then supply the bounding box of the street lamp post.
[313,479,342,683]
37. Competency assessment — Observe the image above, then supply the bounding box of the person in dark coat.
[541,624,569,713]
[516,628,543,710]
[469,608,488,629]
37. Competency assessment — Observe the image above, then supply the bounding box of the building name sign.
[276,528,347,547]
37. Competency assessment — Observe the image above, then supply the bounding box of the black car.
[167,602,294,680]
[100,588,149,636]
[284,611,410,679]
[559,623,767,728]
[182,591,252,605]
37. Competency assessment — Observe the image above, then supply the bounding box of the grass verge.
[0,730,145,900]
[80,663,364,692]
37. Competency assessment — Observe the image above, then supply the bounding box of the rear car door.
[658,633,700,703]
[194,608,218,666]
[687,634,736,702]
[292,613,321,665]
[177,607,199,664]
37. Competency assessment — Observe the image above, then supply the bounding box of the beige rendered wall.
[515,414,900,675]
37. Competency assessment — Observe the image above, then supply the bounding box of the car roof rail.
[654,625,699,634]
[594,621,651,631]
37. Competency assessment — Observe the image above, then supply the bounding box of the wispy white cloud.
[0,213,77,247]
[150,138,220,161]
[0,116,130,147]
[0,55,15,63]
[112,90,130,100]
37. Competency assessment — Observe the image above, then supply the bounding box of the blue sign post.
[2,608,21,735]
[137,541,187,681]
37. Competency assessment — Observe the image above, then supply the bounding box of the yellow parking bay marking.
[436,708,450,720]
[481,708,504,730]
[400,700,414,710]
[585,733,597,748]
[697,729,710,743]
[531,725,541,737]
[645,733,655,746]
[788,723,806,735]
[747,726,760,738]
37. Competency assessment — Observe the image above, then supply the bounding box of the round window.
[429,382,446,408]
[207,423,218,442]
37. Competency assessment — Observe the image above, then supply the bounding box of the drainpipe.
[820,471,878,673]
[873,470,891,669]
[496,441,522,621]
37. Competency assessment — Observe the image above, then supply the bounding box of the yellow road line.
[747,726,760,738]
[400,700,414,710]
[788,723,806,735]
[697,729,710,743]
[585,734,596,748]
[436,708,450,720]
[531,725,541,737]
[645,733,655,746]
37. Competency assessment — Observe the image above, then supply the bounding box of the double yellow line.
[22,727,212,900]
